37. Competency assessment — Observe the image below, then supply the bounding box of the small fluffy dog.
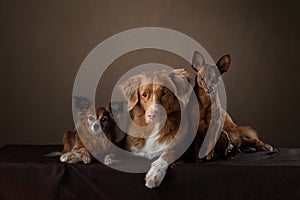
[191,51,273,161]
[60,97,125,165]
[119,69,192,189]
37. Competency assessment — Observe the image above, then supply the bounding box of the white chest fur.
[131,123,169,160]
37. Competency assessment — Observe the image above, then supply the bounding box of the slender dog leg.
[239,126,273,152]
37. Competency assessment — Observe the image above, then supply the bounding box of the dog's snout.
[147,111,157,119]
[145,103,162,124]
[207,85,215,93]
[93,123,100,130]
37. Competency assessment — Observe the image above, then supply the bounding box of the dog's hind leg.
[238,126,273,152]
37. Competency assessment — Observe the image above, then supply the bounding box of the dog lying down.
[59,97,126,165]
[119,68,194,188]
[52,61,274,189]
[191,51,273,161]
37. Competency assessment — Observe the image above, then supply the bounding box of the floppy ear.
[119,75,143,111]
[174,68,192,83]
[72,96,93,114]
[191,51,205,72]
[216,55,230,74]
[169,69,193,106]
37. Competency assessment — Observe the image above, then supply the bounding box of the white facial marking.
[90,121,102,134]
[146,103,160,124]
[152,83,156,103]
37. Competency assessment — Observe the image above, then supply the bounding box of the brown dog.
[119,69,192,189]
[60,97,125,165]
[191,51,273,161]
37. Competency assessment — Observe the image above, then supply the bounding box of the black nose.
[207,86,215,93]
[93,124,100,130]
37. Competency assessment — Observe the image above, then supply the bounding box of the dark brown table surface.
[0,145,299,200]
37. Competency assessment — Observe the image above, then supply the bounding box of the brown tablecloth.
[0,145,299,200]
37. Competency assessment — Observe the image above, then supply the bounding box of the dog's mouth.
[145,110,160,124]
[146,114,159,124]
[145,104,167,124]
[90,122,103,135]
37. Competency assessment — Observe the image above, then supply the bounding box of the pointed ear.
[191,51,205,72]
[108,101,127,117]
[169,69,193,106]
[119,75,143,111]
[216,55,230,74]
[72,96,93,114]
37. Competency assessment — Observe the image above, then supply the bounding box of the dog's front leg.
[145,150,175,189]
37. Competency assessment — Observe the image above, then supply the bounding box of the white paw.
[104,154,113,165]
[145,158,168,189]
[60,152,82,164]
[82,153,92,164]
[264,144,274,152]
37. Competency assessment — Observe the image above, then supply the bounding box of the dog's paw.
[262,144,274,152]
[60,152,82,164]
[60,153,69,162]
[103,154,118,165]
[145,158,168,189]
[104,154,113,165]
[82,153,92,164]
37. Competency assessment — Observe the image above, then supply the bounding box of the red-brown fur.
[119,69,192,188]
[120,69,192,153]
[61,97,125,164]
[191,52,273,161]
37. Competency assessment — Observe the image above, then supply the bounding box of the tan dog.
[60,97,125,165]
[119,69,192,189]
[191,51,273,161]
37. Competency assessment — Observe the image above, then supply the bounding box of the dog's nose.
[93,124,100,130]
[147,112,157,119]
[207,86,215,93]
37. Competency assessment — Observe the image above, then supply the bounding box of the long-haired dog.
[119,69,192,189]
[60,97,125,165]
[191,51,273,161]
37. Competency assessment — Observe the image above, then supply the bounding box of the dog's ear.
[119,75,143,111]
[72,96,93,114]
[191,51,205,72]
[169,69,193,106]
[174,68,192,83]
[108,101,127,117]
[72,96,93,123]
[216,55,230,74]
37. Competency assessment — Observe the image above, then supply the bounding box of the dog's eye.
[88,115,94,121]
[142,92,147,97]
[100,116,108,123]
[200,75,205,80]
[161,91,167,97]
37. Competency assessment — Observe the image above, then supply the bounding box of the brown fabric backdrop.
[1,0,299,147]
